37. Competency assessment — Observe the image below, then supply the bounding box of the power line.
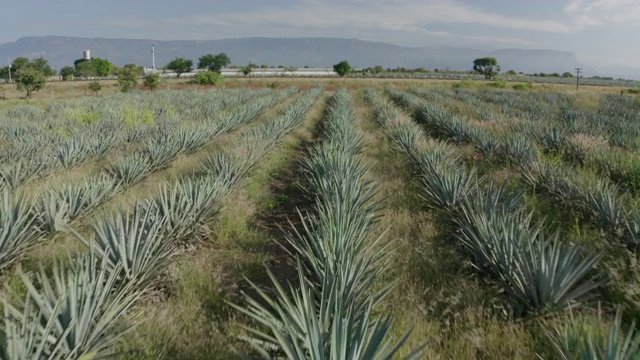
[575,67,582,91]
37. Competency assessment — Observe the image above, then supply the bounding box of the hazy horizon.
[3,0,640,74]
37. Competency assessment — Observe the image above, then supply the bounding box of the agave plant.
[144,177,229,242]
[504,134,539,168]
[0,160,45,191]
[0,191,41,271]
[106,154,150,188]
[50,137,90,168]
[142,138,181,169]
[455,183,600,316]
[232,261,422,360]
[77,203,176,288]
[201,152,253,189]
[546,310,640,360]
[35,191,69,234]
[1,253,142,359]
[416,164,478,214]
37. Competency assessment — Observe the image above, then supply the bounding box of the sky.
[3,0,640,72]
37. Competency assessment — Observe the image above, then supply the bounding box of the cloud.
[565,0,640,29]
[161,0,573,39]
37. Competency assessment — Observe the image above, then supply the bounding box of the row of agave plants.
[365,88,640,358]
[386,87,640,251]
[232,88,422,359]
[0,86,323,359]
[0,88,297,274]
[411,85,640,152]
[367,88,600,317]
[0,88,291,191]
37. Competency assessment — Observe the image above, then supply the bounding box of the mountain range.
[0,36,635,78]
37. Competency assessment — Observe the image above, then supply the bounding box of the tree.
[197,54,215,69]
[116,64,141,93]
[60,66,76,80]
[15,67,45,99]
[11,57,29,77]
[0,66,10,80]
[92,58,113,77]
[505,69,517,75]
[198,53,230,73]
[88,81,102,95]
[473,57,500,79]
[73,58,113,77]
[28,57,56,76]
[239,64,252,77]
[166,58,193,77]
[194,71,224,85]
[143,73,162,90]
[562,72,574,78]
[333,60,351,77]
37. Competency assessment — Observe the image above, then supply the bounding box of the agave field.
[0,81,639,359]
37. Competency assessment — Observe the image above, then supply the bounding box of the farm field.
[0,79,639,359]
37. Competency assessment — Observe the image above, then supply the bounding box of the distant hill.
[0,36,587,75]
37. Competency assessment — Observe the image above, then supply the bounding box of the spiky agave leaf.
[51,137,90,168]
[1,253,143,359]
[106,153,150,188]
[230,261,422,360]
[546,310,640,360]
[0,160,45,191]
[512,234,601,315]
[35,191,69,234]
[0,191,41,271]
[76,203,176,288]
[144,177,229,242]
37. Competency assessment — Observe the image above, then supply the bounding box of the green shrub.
[453,78,475,88]
[143,73,162,90]
[627,88,640,94]
[194,71,224,86]
[491,77,507,88]
[512,83,530,90]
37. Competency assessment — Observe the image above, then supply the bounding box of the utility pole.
[7,59,11,82]
[151,44,155,70]
[575,67,582,91]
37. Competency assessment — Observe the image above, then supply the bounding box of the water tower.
[83,50,91,60]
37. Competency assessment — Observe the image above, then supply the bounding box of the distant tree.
[284,66,298,72]
[505,69,517,75]
[239,64,252,77]
[333,60,352,77]
[198,53,230,73]
[88,81,102,95]
[197,54,215,69]
[562,72,574,78]
[60,66,76,80]
[414,67,426,73]
[473,57,500,79]
[92,58,112,77]
[28,57,56,76]
[277,65,285,69]
[194,70,224,85]
[116,64,141,92]
[15,67,45,99]
[11,57,29,77]
[143,73,162,90]
[72,58,113,77]
[0,66,10,80]
[261,64,269,69]
[166,58,193,77]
